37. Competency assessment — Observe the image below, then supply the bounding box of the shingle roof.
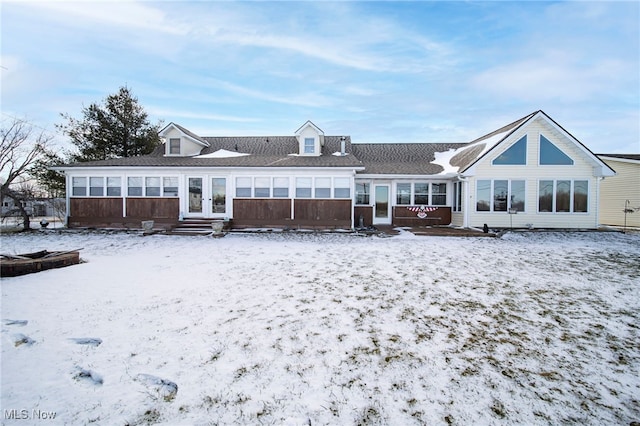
[351,143,465,175]
[58,135,363,168]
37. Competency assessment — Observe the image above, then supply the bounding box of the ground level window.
[356,182,370,205]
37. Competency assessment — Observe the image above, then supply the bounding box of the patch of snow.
[431,128,512,174]
[1,230,639,424]
[196,149,250,158]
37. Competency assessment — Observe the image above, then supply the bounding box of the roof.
[57,135,364,169]
[55,112,615,176]
[351,143,465,175]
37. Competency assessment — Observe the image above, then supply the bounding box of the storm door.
[373,184,391,224]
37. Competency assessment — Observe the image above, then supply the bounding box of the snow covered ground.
[1,229,639,425]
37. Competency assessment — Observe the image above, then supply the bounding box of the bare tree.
[1,117,54,231]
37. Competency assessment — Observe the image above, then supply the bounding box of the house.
[596,154,640,229]
[53,110,615,231]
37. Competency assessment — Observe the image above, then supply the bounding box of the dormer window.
[295,120,324,156]
[169,138,181,155]
[304,138,315,154]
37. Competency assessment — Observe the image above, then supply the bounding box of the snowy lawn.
[1,229,639,425]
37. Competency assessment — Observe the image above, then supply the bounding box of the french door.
[186,176,227,218]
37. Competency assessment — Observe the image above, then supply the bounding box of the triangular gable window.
[492,135,527,165]
[540,135,574,165]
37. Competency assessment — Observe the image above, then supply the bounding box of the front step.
[168,219,228,236]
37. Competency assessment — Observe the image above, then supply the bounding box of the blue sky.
[2,1,639,154]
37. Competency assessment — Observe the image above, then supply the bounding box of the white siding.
[466,117,601,229]
[599,159,640,227]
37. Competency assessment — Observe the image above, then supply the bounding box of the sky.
[1,1,639,154]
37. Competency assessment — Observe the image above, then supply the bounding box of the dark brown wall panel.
[294,199,351,222]
[354,206,373,227]
[392,206,451,226]
[126,198,179,219]
[70,198,123,218]
[233,199,292,221]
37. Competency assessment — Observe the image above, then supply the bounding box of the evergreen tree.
[58,86,162,162]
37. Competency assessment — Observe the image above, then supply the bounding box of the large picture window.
[477,179,526,212]
[538,179,588,213]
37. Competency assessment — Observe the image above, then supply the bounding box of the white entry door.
[186,176,228,218]
[373,184,391,225]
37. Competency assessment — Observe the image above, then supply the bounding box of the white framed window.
[414,183,429,205]
[538,179,588,213]
[128,177,143,197]
[431,183,447,206]
[304,138,315,154]
[453,181,462,212]
[477,179,526,212]
[334,178,350,198]
[273,177,289,198]
[355,182,370,205]
[236,177,252,197]
[296,177,312,198]
[163,177,179,197]
[72,177,87,196]
[89,177,104,196]
[107,177,121,196]
[254,177,271,198]
[145,177,161,196]
[169,138,181,155]
[315,177,331,198]
[396,183,411,205]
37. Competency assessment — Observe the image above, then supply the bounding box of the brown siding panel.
[70,198,123,218]
[294,199,351,228]
[393,206,451,226]
[354,206,373,227]
[126,198,180,219]
[232,199,292,227]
